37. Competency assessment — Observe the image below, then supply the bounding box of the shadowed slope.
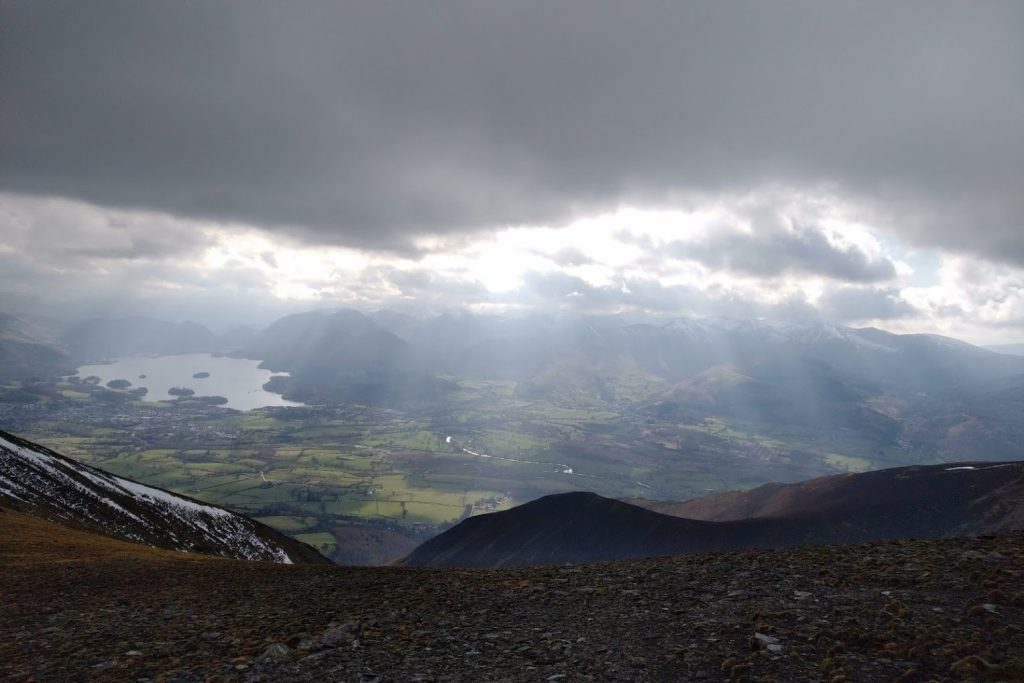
[0,430,329,564]
[404,461,1024,567]
[399,492,831,568]
[641,461,1024,531]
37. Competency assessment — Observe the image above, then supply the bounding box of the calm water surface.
[76,353,303,411]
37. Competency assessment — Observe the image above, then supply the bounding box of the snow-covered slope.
[0,430,329,564]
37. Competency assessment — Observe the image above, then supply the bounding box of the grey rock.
[256,643,291,664]
[320,624,358,647]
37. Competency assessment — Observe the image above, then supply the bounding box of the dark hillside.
[239,309,409,373]
[640,460,1024,532]
[0,312,71,381]
[404,461,1024,567]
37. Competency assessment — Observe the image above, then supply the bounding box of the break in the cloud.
[0,2,1022,343]
[669,224,896,283]
[2,191,1021,344]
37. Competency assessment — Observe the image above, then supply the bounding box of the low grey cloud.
[387,268,489,303]
[818,287,918,322]
[1,1,1021,265]
[547,247,593,267]
[0,250,272,328]
[513,271,821,323]
[0,193,213,267]
[670,223,897,283]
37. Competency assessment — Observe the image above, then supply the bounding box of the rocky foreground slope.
[3,507,1023,682]
[0,430,327,564]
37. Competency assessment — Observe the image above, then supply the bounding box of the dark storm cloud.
[60,233,203,261]
[670,224,897,282]
[2,1,1021,261]
[818,287,918,322]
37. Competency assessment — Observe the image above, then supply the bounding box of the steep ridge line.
[0,429,329,564]
[402,460,1024,567]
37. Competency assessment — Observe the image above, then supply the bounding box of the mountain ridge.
[402,459,1024,567]
[0,430,329,564]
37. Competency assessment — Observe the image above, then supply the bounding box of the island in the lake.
[106,379,132,389]
[167,387,195,397]
[180,395,228,406]
[192,371,210,379]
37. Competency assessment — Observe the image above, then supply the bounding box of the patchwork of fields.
[5,373,918,563]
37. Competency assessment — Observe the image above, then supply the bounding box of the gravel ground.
[3,510,1023,682]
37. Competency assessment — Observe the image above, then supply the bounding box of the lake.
[76,353,303,411]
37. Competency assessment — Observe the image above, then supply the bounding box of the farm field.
[2,374,923,563]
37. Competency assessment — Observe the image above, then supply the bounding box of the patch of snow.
[111,478,232,518]
[0,433,296,564]
[0,477,26,501]
[946,463,1016,472]
[6,441,146,524]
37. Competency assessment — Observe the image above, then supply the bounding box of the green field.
[8,372,920,563]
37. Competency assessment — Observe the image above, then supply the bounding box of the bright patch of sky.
[2,190,1023,345]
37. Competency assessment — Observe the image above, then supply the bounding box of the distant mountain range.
[7,307,1024,392]
[243,309,1024,393]
[987,343,1024,357]
[5,308,1024,460]
[0,313,263,369]
[0,430,329,564]
[401,460,1024,567]
[236,310,1024,458]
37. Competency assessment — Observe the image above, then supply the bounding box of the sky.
[1,1,1022,344]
